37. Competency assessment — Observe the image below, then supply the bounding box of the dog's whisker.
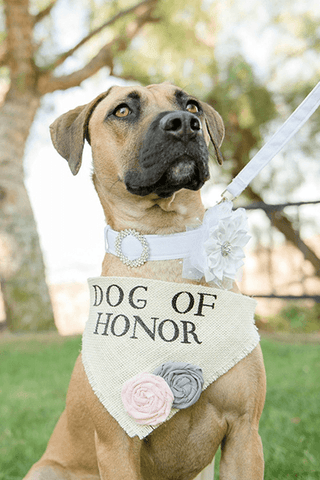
[108,178,122,192]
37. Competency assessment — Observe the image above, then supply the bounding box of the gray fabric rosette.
[153,362,204,409]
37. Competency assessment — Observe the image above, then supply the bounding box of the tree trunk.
[0,90,55,331]
[0,0,159,332]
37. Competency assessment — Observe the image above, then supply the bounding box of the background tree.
[0,0,319,332]
[0,0,160,332]
[114,0,320,275]
[0,0,222,332]
[204,58,320,275]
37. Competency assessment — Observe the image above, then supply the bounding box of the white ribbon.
[224,81,320,199]
[105,225,201,261]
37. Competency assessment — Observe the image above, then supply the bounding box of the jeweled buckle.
[115,229,149,267]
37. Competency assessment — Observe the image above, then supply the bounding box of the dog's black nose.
[160,112,201,140]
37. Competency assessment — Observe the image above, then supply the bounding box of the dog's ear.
[49,90,111,175]
[200,102,225,165]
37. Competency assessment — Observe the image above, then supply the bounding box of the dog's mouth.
[125,155,209,198]
[124,109,211,198]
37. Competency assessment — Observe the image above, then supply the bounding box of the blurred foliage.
[1,0,319,200]
[99,0,319,201]
[86,0,220,91]
[257,302,320,333]
[204,57,277,165]
[271,8,320,151]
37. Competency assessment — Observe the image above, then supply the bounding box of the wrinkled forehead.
[91,83,195,118]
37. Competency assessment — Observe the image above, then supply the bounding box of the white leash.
[223,81,320,200]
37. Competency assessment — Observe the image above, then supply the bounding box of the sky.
[22,0,320,284]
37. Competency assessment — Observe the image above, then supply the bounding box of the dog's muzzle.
[124,111,210,198]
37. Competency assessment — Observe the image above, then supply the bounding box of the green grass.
[0,334,319,480]
[0,334,81,480]
[258,340,320,480]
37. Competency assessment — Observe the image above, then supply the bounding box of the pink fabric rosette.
[121,372,174,425]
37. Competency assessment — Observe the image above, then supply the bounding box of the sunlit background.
[23,0,320,281]
[1,0,320,334]
[1,2,320,477]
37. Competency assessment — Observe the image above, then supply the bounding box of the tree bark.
[0,90,55,331]
[0,0,55,331]
[0,0,159,332]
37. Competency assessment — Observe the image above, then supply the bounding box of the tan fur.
[25,83,266,480]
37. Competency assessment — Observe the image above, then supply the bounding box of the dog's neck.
[93,173,207,280]
[94,177,205,235]
[94,181,206,281]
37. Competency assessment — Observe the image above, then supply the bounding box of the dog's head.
[50,83,224,200]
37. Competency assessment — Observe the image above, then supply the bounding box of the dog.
[24,83,266,480]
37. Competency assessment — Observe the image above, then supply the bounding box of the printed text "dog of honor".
[91,283,220,344]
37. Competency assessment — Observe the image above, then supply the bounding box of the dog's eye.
[114,105,131,118]
[186,101,200,114]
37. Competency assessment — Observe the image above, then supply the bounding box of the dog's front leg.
[219,418,264,480]
[94,429,142,480]
[82,359,143,480]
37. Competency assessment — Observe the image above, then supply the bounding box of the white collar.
[104,201,250,288]
[104,224,201,266]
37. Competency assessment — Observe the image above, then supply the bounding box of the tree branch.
[38,0,159,94]
[33,0,57,25]
[46,0,157,72]
[110,71,141,83]
[245,185,320,276]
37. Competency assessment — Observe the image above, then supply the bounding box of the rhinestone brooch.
[221,241,232,257]
[115,229,149,268]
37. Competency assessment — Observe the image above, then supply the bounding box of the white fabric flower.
[204,208,250,283]
[182,201,250,288]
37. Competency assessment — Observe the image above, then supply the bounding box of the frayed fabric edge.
[81,335,260,440]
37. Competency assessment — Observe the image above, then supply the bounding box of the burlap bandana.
[82,276,259,439]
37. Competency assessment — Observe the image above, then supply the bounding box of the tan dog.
[24,83,266,480]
